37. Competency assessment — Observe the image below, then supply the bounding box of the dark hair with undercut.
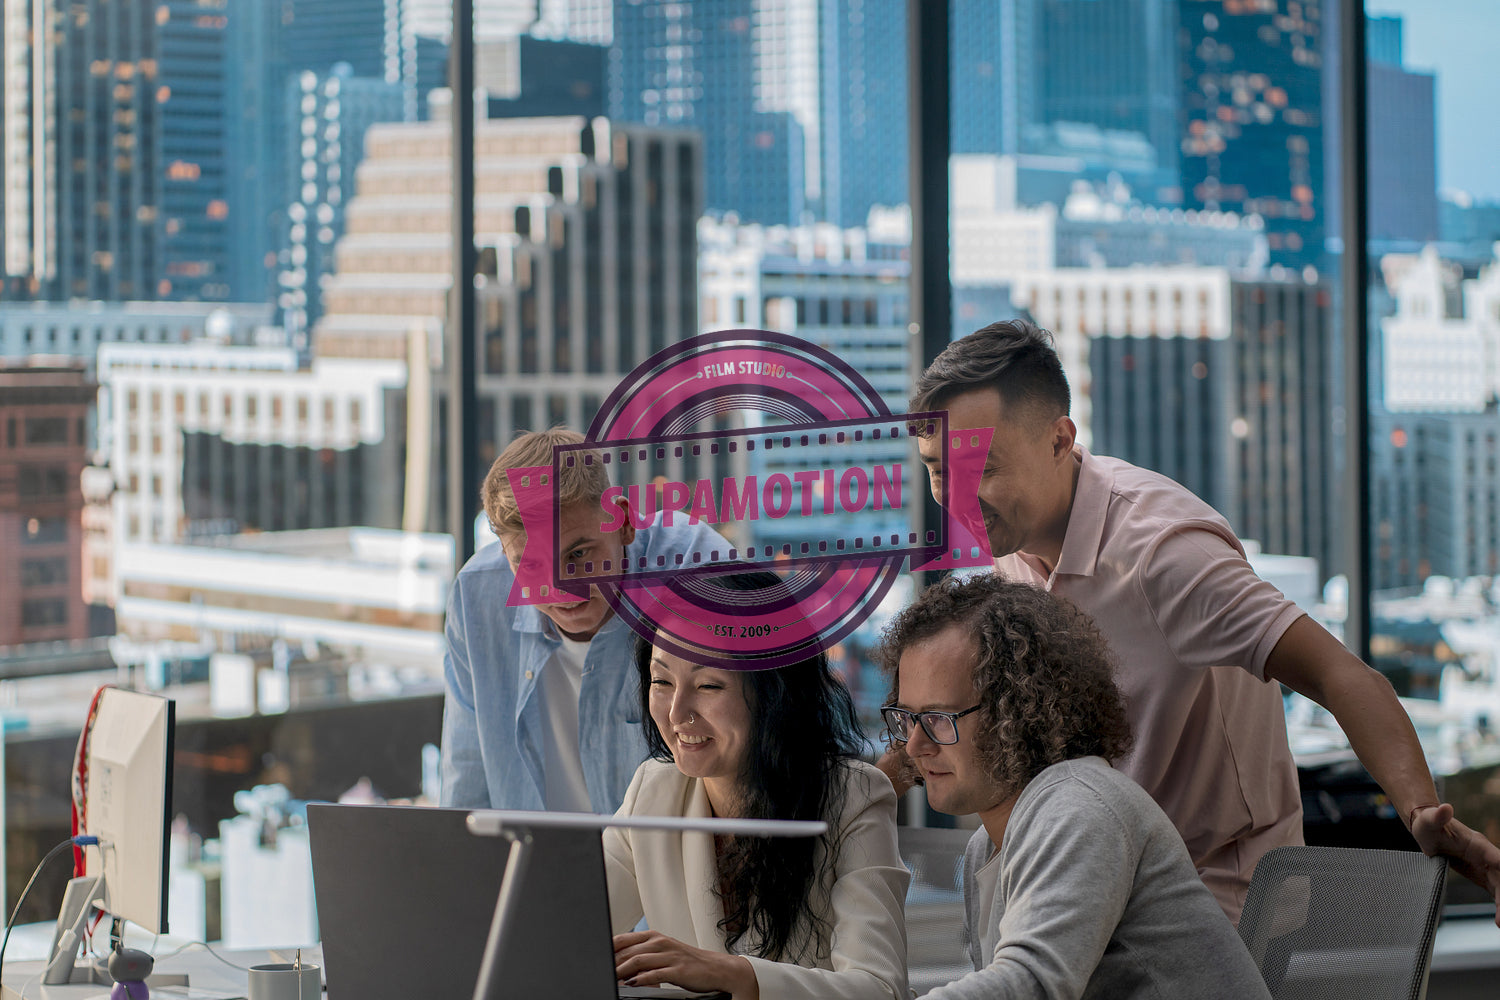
[878,574,1132,799]
[635,571,866,964]
[910,318,1071,428]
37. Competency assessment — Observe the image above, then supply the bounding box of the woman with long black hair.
[605,573,909,1000]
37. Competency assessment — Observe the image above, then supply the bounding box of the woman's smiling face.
[647,645,753,794]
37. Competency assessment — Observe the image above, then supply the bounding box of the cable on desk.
[148,939,254,973]
[0,834,100,992]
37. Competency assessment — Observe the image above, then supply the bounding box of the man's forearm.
[1317,660,1440,825]
[1268,606,1500,919]
[1266,616,1439,827]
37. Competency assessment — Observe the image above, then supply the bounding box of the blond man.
[440,429,727,810]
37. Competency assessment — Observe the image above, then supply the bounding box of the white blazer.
[604,758,910,1000]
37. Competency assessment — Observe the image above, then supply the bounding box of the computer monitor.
[43,688,178,987]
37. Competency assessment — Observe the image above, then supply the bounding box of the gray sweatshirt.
[920,757,1271,1000]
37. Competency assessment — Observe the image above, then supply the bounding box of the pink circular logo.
[506,330,995,668]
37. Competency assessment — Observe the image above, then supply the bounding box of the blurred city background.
[2,0,1499,944]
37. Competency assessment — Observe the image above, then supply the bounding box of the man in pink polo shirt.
[899,317,1500,925]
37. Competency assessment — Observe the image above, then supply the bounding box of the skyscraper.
[314,114,707,530]
[818,0,907,225]
[1032,0,1178,188]
[480,35,606,118]
[2,0,162,300]
[159,0,232,301]
[1017,267,1337,575]
[610,0,804,225]
[1176,0,1325,268]
[278,67,404,340]
[1365,13,1403,68]
[1370,410,1500,589]
[949,1,1181,203]
[224,0,402,306]
[605,0,917,227]
[1365,15,1438,245]
[698,216,911,553]
[1,0,58,298]
[951,0,1010,155]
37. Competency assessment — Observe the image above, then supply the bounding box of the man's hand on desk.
[1410,803,1500,928]
[614,930,758,1000]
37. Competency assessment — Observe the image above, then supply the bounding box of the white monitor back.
[82,688,174,934]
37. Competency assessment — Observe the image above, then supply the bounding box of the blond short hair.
[483,428,610,537]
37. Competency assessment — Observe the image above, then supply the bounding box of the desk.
[1,917,1495,999]
[1,933,322,1000]
[1429,915,1500,1000]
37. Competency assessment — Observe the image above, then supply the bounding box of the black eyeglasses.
[880,704,982,746]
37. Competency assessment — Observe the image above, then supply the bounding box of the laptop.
[466,810,828,1000]
[307,804,739,1000]
[308,804,513,999]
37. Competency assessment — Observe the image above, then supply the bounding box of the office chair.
[898,825,981,995]
[1237,845,1448,1000]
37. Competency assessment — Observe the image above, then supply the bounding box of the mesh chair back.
[899,825,980,995]
[1237,845,1447,1000]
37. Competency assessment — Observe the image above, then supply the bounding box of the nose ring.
[687,713,696,724]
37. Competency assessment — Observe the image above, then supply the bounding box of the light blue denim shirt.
[439,519,729,811]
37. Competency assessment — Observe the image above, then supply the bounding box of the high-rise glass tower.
[278,67,404,340]
[2,0,162,300]
[610,0,804,225]
[159,1,231,301]
[1177,0,1326,267]
[224,0,402,307]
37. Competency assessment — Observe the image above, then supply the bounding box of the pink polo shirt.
[996,447,1305,922]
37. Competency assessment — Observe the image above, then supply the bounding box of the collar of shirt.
[1049,445,1111,580]
[511,599,632,644]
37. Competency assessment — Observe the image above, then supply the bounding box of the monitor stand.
[41,875,189,989]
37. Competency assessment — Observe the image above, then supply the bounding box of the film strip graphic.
[504,331,994,667]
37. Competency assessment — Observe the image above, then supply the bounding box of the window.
[21,517,67,545]
[21,598,68,628]
[18,466,69,498]
[21,557,68,587]
[25,417,70,445]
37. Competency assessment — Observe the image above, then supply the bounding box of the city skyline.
[1370,1,1500,201]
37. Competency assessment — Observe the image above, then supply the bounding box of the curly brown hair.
[879,575,1133,799]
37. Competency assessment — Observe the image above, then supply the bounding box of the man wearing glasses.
[899,318,1500,926]
[879,575,1270,998]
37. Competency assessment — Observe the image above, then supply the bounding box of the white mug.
[247,962,321,1000]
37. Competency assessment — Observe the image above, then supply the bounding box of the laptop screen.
[308,803,511,999]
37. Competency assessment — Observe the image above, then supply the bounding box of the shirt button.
[524,670,534,680]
